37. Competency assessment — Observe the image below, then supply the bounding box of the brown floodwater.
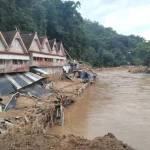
[52,69,150,150]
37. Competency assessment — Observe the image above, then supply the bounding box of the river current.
[52,69,150,150]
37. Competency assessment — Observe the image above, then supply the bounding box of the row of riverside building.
[0,30,66,74]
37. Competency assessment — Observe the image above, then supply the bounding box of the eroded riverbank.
[52,69,150,150]
[0,68,136,150]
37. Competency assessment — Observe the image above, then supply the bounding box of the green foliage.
[0,0,148,67]
[96,48,104,67]
[81,47,98,66]
[103,50,115,67]
[133,42,150,66]
[82,20,145,67]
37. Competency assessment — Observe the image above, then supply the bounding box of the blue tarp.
[80,72,94,82]
[87,73,94,82]
[80,72,86,79]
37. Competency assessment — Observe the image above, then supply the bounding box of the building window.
[49,59,53,62]
[0,60,5,65]
[13,60,18,65]
[13,60,23,65]
[18,60,23,64]
[24,60,28,64]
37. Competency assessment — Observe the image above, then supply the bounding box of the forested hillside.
[0,0,150,67]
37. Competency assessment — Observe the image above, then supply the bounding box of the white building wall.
[42,38,50,53]
[51,49,56,55]
[10,38,24,53]
[32,52,66,60]
[6,60,12,71]
[30,40,40,52]
[0,54,29,60]
[0,40,5,51]
[59,46,64,56]
[54,45,57,52]
[29,53,33,66]
[30,34,41,52]
[51,42,57,55]
[43,43,49,53]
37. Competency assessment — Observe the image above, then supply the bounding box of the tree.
[96,48,104,67]
[82,47,98,66]
[103,50,115,67]
[134,42,150,66]
[0,0,147,67]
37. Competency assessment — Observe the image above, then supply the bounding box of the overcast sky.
[71,0,150,40]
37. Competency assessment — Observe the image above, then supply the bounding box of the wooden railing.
[32,61,66,67]
[11,64,29,72]
[0,61,66,73]
[0,64,29,73]
[32,61,46,67]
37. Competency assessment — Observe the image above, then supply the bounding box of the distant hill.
[0,0,149,67]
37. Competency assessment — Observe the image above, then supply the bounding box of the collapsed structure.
[0,30,67,96]
[0,31,71,133]
[0,30,97,137]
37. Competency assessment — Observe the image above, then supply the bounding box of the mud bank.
[128,66,150,73]
[52,68,150,150]
[0,68,139,150]
[0,131,134,150]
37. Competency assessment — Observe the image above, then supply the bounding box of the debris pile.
[128,66,150,73]
[0,131,135,150]
[0,61,99,149]
[78,70,97,83]
[1,104,55,132]
[0,118,13,134]
[0,67,138,150]
[0,89,76,134]
[62,60,97,83]
[78,61,92,70]
[62,69,97,84]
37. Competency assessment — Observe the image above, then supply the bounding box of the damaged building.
[0,30,67,97]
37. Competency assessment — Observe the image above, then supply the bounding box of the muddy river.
[52,69,150,150]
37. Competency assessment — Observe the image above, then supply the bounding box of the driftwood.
[0,83,78,133]
[65,74,73,81]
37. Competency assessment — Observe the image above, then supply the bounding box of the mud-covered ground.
[0,132,134,150]
[1,67,144,150]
